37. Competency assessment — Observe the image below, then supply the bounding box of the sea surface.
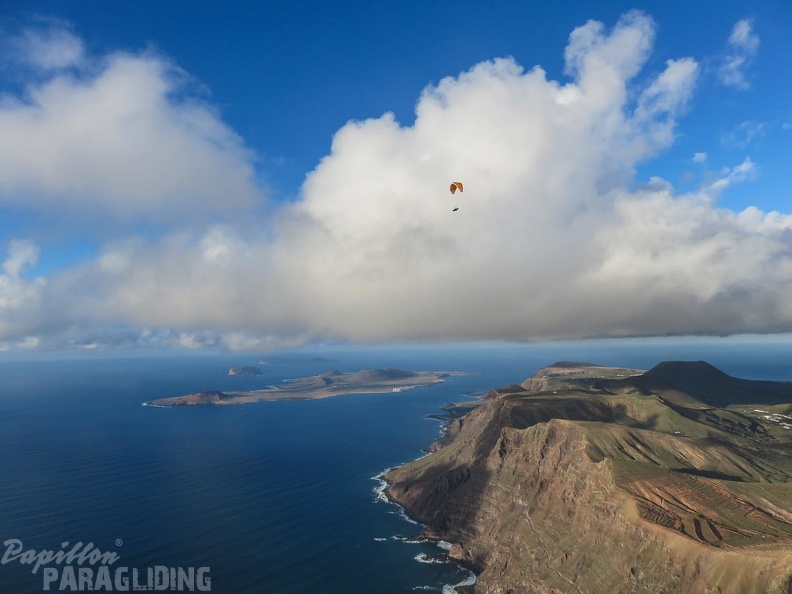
[2,339,792,593]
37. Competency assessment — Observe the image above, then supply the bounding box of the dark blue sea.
[2,339,792,593]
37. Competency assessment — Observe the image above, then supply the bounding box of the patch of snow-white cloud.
[707,157,757,194]
[718,19,759,89]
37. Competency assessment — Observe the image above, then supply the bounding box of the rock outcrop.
[228,366,263,376]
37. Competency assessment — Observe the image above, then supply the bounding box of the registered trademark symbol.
[115,539,123,547]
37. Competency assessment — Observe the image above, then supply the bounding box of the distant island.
[144,368,452,407]
[385,361,792,594]
[227,366,263,377]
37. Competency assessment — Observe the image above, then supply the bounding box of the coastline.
[143,369,468,407]
[380,361,792,593]
[374,399,483,594]
[377,471,479,594]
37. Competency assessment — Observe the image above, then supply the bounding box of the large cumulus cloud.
[2,12,791,351]
[0,24,259,222]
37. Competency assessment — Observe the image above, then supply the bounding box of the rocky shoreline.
[379,399,483,593]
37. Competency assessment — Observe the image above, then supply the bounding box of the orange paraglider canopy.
[450,181,463,194]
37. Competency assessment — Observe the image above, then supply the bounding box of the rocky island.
[385,361,792,593]
[144,368,450,406]
[227,366,263,377]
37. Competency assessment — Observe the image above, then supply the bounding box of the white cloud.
[219,332,309,352]
[718,19,759,89]
[729,19,760,53]
[176,333,209,350]
[8,25,84,70]
[693,152,707,164]
[0,335,40,352]
[633,57,698,148]
[2,238,39,276]
[707,157,756,194]
[723,120,767,148]
[5,12,792,351]
[587,190,792,334]
[18,336,40,349]
[0,240,46,339]
[0,26,261,223]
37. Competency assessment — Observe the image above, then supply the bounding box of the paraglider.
[450,181,463,211]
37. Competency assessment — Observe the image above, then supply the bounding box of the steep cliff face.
[386,362,792,593]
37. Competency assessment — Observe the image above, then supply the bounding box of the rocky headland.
[385,361,792,593]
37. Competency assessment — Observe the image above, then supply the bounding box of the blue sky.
[3,1,789,207]
[0,1,791,352]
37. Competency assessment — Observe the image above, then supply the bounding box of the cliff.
[385,361,792,593]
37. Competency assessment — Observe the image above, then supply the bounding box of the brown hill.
[166,391,225,405]
[343,368,417,383]
[385,361,792,593]
[633,360,792,406]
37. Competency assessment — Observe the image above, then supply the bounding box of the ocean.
[2,339,792,593]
